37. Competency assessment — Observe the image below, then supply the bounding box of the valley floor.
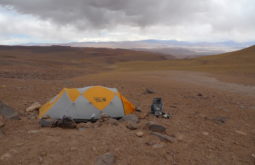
[1,69,255,165]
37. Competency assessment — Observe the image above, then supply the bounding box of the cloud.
[0,0,254,43]
[0,0,208,28]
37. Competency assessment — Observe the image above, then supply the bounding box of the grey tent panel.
[102,95,124,118]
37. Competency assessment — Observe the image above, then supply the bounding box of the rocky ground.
[0,47,255,165]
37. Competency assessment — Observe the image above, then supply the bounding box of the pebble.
[202,132,209,136]
[126,121,138,130]
[40,151,47,157]
[26,102,41,112]
[136,131,144,137]
[15,142,24,146]
[9,149,18,154]
[96,152,116,165]
[144,88,155,94]
[251,153,255,159]
[98,113,111,122]
[77,122,93,128]
[78,128,86,131]
[213,116,228,124]
[28,130,40,134]
[239,105,245,110]
[235,130,247,136]
[38,156,43,163]
[70,147,78,151]
[92,147,97,151]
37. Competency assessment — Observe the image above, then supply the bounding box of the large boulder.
[0,101,19,120]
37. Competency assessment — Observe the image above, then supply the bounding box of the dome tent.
[39,86,135,121]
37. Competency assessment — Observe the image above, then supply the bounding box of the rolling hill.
[0,45,167,80]
[117,45,255,85]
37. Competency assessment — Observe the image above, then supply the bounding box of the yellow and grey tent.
[39,86,135,120]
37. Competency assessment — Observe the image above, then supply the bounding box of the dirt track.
[145,71,255,97]
[0,47,255,165]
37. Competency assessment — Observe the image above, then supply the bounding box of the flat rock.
[96,152,116,165]
[0,101,19,120]
[235,130,247,136]
[147,123,166,133]
[26,102,41,112]
[151,132,176,143]
[120,114,139,123]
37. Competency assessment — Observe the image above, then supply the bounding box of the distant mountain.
[65,40,255,49]
[62,40,253,58]
[21,39,255,58]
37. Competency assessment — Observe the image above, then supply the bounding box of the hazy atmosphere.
[0,0,255,44]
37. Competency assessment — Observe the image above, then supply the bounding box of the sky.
[0,0,254,45]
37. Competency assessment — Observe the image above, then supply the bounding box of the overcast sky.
[0,0,254,44]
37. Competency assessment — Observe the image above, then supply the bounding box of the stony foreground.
[0,70,255,165]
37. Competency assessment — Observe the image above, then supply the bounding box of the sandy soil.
[0,47,255,165]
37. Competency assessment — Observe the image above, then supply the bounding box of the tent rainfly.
[39,86,135,120]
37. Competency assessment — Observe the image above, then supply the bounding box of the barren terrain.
[0,46,254,165]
